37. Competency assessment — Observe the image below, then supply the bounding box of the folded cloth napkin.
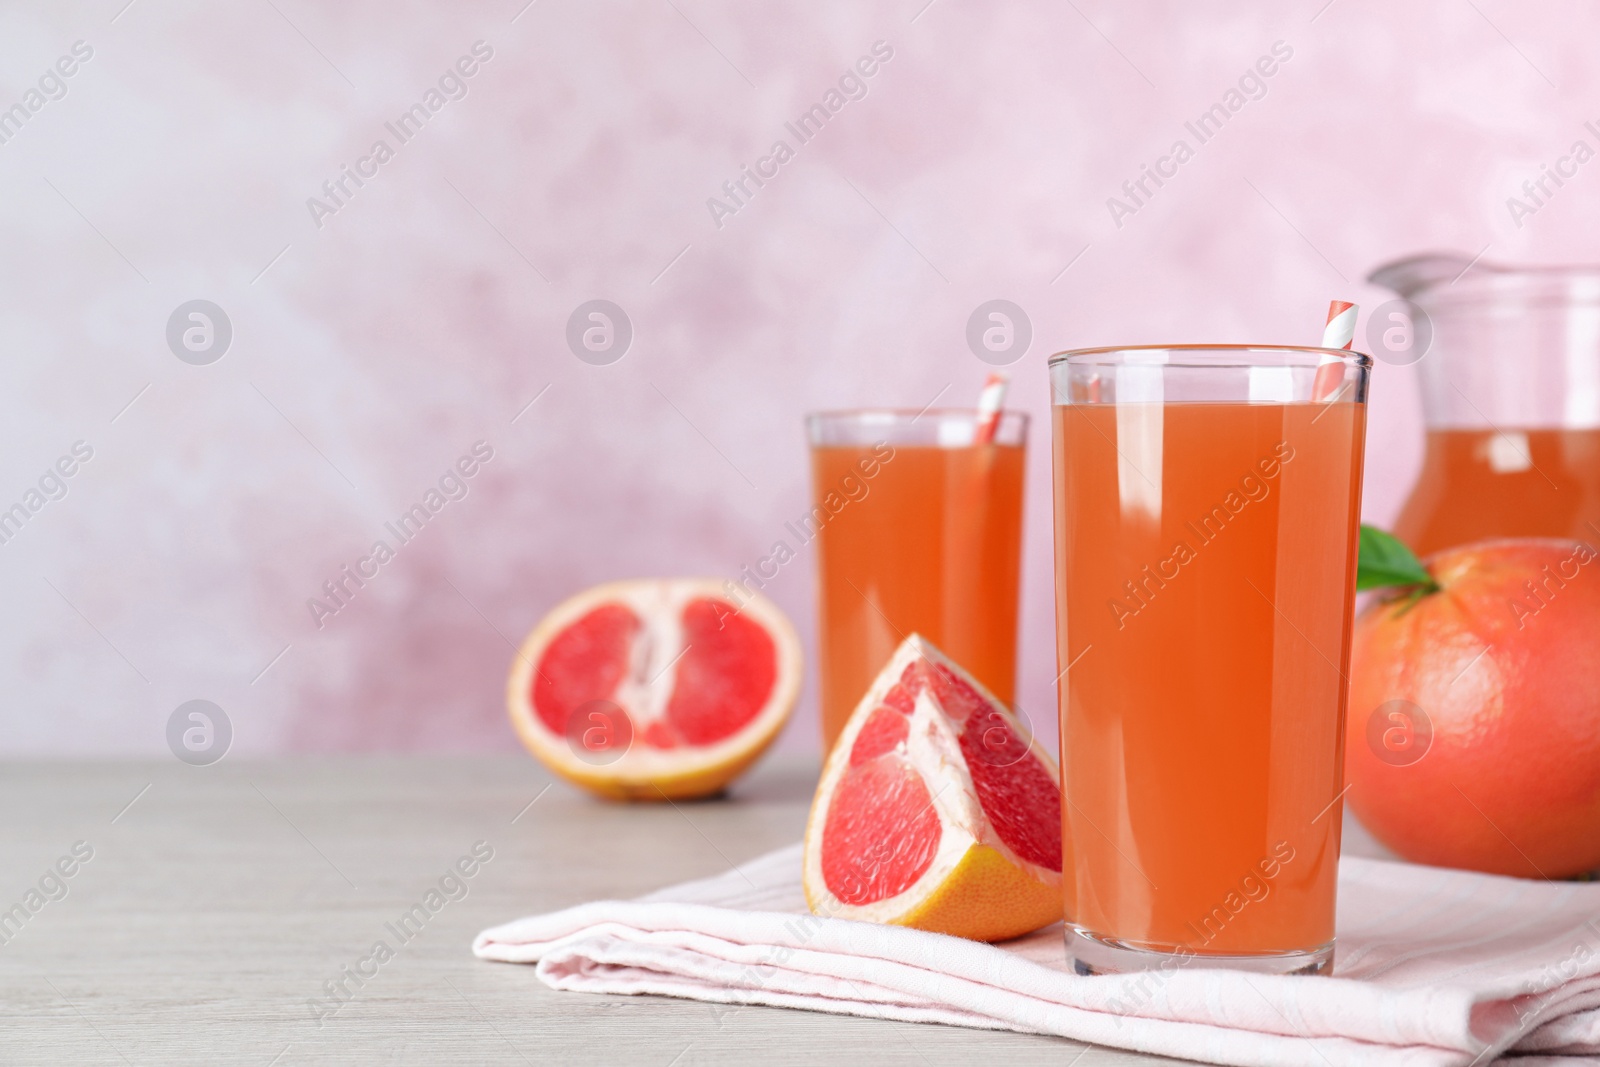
[474,845,1600,1066]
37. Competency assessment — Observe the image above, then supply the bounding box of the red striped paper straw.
[973,371,1009,444]
[1322,300,1358,350]
[1314,300,1358,401]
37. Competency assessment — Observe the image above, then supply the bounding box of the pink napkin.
[474,844,1600,1066]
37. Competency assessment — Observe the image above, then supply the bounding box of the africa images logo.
[307,441,494,629]
[1105,443,1295,629]
[1105,41,1293,229]
[305,42,495,229]
[0,40,94,148]
[706,41,894,230]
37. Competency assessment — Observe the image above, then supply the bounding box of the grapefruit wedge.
[803,635,1063,941]
[508,579,801,800]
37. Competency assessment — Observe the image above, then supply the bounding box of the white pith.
[803,634,1061,922]
[507,578,801,782]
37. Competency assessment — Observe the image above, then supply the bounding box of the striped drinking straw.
[1314,299,1358,401]
[1322,300,1358,349]
[973,371,1010,444]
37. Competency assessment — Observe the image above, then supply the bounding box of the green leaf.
[1356,525,1439,593]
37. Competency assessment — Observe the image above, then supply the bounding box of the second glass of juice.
[1051,346,1369,976]
[808,409,1026,752]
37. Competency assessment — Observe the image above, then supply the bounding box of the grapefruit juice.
[809,411,1026,752]
[1394,427,1600,556]
[1051,347,1369,975]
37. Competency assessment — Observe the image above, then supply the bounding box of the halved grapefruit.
[803,635,1063,941]
[508,579,801,800]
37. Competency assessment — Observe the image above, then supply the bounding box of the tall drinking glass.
[1050,346,1370,976]
[808,409,1027,752]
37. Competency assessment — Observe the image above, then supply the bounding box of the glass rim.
[805,407,1031,427]
[1404,271,1600,309]
[1371,252,1600,302]
[1471,262,1600,281]
[1048,344,1374,370]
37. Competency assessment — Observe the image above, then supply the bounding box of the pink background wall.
[3,0,1597,757]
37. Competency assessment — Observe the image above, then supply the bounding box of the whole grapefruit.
[1348,537,1600,878]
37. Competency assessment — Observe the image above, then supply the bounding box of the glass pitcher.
[1371,252,1600,556]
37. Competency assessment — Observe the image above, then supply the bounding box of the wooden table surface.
[0,754,1212,1066]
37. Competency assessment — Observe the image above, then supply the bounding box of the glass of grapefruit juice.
[1050,346,1370,976]
[807,409,1027,753]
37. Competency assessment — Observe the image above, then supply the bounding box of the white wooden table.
[0,755,1206,1065]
